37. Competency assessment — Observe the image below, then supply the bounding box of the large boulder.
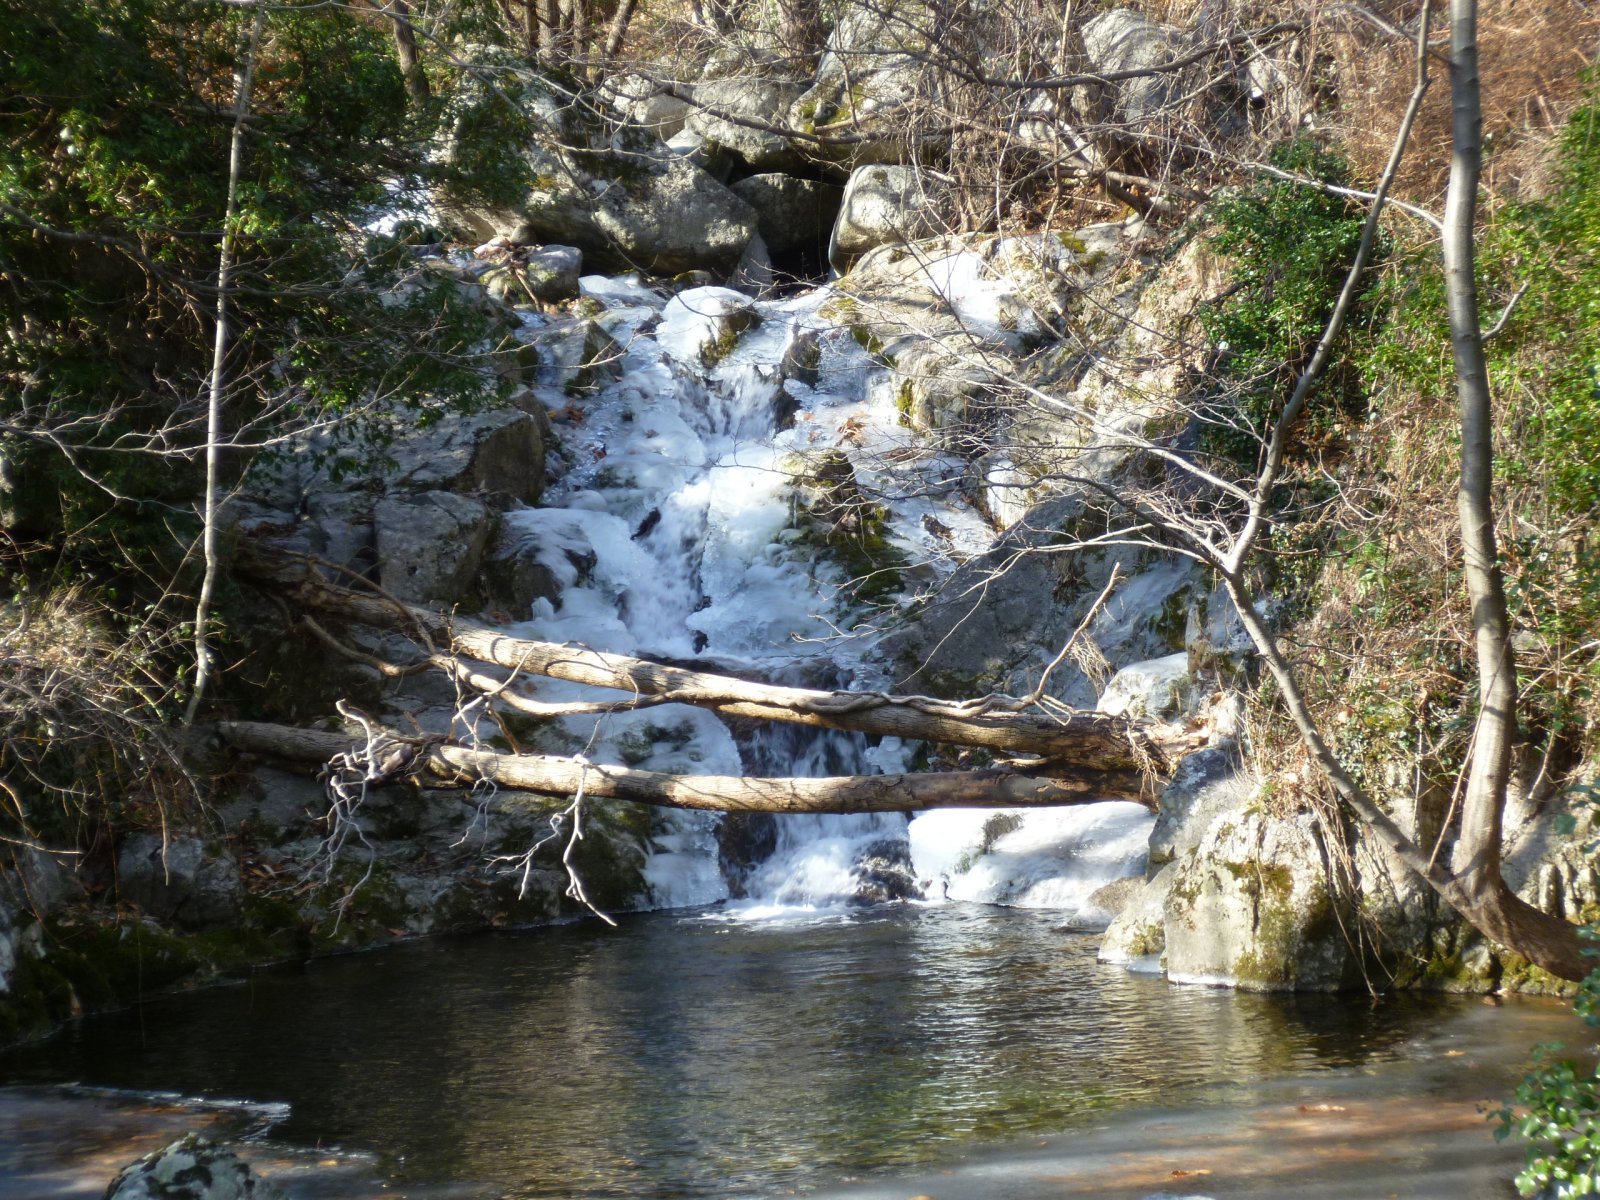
[386,406,550,505]
[684,57,810,173]
[1163,810,1353,992]
[105,1135,283,1200]
[603,72,692,139]
[790,4,933,165]
[1079,9,1189,128]
[830,165,945,269]
[437,52,757,273]
[375,491,496,606]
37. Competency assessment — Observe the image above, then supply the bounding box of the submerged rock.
[105,1134,283,1200]
[852,838,922,903]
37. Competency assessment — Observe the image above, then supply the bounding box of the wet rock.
[375,491,495,606]
[730,174,844,258]
[717,813,779,897]
[105,1134,283,1200]
[831,165,945,269]
[852,838,922,903]
[1097,861,1177,967]
[656,286,763,366]
[116,835,243,931]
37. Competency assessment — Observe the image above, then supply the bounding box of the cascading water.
[502,264,1151,919]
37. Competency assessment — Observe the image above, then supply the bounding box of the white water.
[495,267,1149,918]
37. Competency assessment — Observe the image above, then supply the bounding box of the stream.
[0,905,1582,1199]
[0,261,1582,1198]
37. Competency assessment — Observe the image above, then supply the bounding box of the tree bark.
[385,0,430,103]
[217,721,1156,812]
[1439,0,1587,981]
[239,549,1195,772]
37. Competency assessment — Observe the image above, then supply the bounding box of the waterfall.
[504,270,1148,920]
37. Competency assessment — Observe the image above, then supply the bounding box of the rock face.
[105,1135,283,1200]
[884,496,1199,705]
[116,836,243,931]
[374,491,495,605]
[438,51,757,273]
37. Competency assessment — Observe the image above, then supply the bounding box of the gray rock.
[885,496,1199,704]
[116,835,243,931]
[523,318,624,394]
[831,165,945,269]
[1080,9,1188,127]
[685,67,809,173]
[482,245,583,304]
[482,520,567,618]
[604,72,692,139]
[300,490,376,577]
[105,1134,283,1200]
[730,174,844,257]
[1163,810,1353,992]
[1097,861,1179,966]
[1096,651,1192,721]
[437,52,757,273]
[387,407,549,504]
[375,491,495,605]
[790,5,932,166]
[1148,746,1252,869]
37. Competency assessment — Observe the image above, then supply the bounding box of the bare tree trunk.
[217,721,1156,812]
[184,4,264,730]
[240,550,1192,773]
[1438,0,1587,980]
[601,0,640,63]
[385,0,431,102]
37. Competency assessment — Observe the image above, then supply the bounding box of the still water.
[0,905,1577,1198]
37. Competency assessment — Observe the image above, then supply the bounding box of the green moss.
[700,308,761,367]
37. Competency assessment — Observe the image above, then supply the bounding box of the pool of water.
[0,905,1580,1198]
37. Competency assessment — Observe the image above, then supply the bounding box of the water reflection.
[0,906,1534,1198]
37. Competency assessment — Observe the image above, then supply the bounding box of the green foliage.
[1356,83,1600,751]
[1497,786,1600,1196]
[0,0,500,567]
[1201,139,1370,468]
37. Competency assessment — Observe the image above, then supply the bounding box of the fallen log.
[238,548,1200,772]
[217,720,1156,810]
